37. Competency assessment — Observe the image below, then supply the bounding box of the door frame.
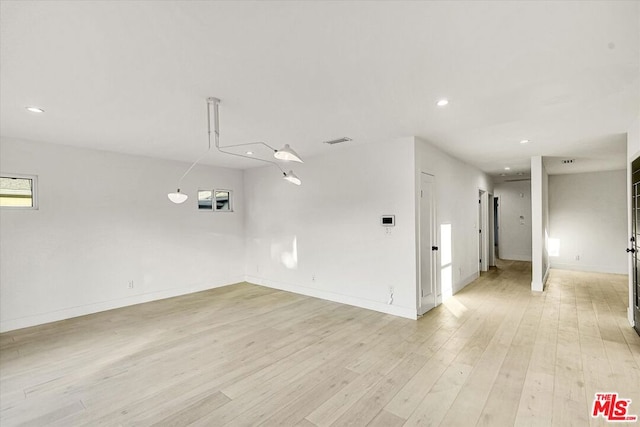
[629,156,640,333]
[488,193,496,267]
[479,189,490,272]
[493,195,501,262]
[418,172,439,315]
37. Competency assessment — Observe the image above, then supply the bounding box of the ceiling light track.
[168,97,303,204]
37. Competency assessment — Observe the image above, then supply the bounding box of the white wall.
[531,156,549,291]
[548,170,627,274]
[494,180,532,261]
[0,138,245,332]
[244,137,418,319]
[1,134,496,330]
[415,138,493,297]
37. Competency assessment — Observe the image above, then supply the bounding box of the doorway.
[479,191,483,271]
[478,190,489,272]
[488,193,496,267]
[419,173,437,315]
[494,196,500,259]
[631,157,640,336]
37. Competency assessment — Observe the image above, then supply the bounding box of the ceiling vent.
[561,159,575,164]
[323,137,352,145]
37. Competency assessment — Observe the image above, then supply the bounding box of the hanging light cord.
[207,98,289,177]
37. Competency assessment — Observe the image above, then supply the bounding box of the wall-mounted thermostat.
[381,215,395,227]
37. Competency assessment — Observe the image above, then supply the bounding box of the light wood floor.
[1,261,639,426]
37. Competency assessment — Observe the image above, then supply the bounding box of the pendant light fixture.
[283,170,302,186]
[167,189,188,203]
[274,144,303,162]
[168,97,303,203]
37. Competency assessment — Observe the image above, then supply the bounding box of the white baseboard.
[499,254,532,262]
[453,272,479,294]
[245,275,417,320]
[531,266,549,292]
[0,276,244,333]
[550,262,627,275]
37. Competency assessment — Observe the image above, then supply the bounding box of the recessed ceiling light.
[436,99,449,107]
[504,167,511,171]
[246,151,253,155]
[520,139,529,144]
[26,106,44,113]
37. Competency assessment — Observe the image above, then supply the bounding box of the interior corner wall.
[531,156,549,292]
[549,170,627,274]
[0,138,245,332]
[415,138,493,296]
[493,180,532,261]
[243,137,418,319]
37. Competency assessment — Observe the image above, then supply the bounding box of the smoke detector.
[323,137,352,145]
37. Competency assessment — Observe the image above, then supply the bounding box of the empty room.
[1,1,639,426]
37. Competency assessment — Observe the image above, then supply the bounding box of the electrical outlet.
[575,255,580,261]
[128,280,134,289]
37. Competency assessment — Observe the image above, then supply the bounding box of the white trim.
[0,276,244,333]
[417,171,439,316]
[246,275,418,320]
[532,265,550,293]
[479,190,490,272]
[550,263,627,275]
[488,193,496,267]
[500,254,533,262]
[214,189,233,212]
[0,172,38,210]
[197,188,234,212]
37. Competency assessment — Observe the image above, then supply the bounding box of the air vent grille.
[323,137,352,145]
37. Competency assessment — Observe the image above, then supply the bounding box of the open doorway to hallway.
[494,196,499,260]
[478,190,492,273]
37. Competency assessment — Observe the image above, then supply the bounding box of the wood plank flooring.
[1,261,639,426]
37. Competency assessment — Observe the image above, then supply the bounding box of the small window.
[215,190,232,212]
[0,174,38,209]
[198,189,233,212]
[197,190,213,210]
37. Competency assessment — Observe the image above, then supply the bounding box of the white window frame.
[197,188,234,213]
[214,189,233,212]
[197,189,214,211]
[0,173,39,210]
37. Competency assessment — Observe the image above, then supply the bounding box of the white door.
[419,173,437,315]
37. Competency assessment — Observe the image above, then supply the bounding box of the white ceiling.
[1,1,638,177]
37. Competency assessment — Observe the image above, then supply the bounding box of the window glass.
[198,190,213,210]
[215,190,232,211]
[0,176,37,208]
